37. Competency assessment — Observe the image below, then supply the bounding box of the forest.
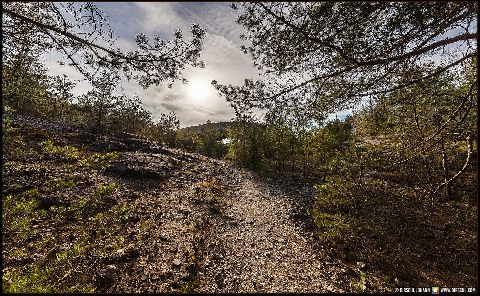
[2,2,478,293]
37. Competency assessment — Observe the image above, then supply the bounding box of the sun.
[186,79,212,103]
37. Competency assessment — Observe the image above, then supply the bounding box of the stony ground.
[191,173,351,293]
[3,115,359,293]
[109,156,354,293]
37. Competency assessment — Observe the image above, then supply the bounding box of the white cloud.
[123,2,259,126]
[114,37,138,52]
[133,2,185,35]
[40,52,92,98]
[38,2,259,127]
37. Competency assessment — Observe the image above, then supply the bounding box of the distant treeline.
[3,54,180,144]
[3,50,477,196]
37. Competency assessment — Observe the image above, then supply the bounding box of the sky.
[42,2,264,127]
[37,2,476,127]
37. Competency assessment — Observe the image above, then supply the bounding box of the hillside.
[3,114,478,293]
[2,115,357,293]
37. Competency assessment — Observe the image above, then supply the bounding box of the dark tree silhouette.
[2,2,206,88]
[213,2,477,117]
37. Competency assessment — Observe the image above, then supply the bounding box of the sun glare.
[186,79,212,103]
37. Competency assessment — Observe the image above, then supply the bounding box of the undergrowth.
[309,171,477,292]
[2,119,136,293]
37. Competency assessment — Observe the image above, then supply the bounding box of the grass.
[44,177,77,191]
[3,266,53,293]
[2,194,47,240]
[79,151,119,172]
[2,123,131,293]
[308,209,350,238]
[39,140,80,161]
[95,182,119,196]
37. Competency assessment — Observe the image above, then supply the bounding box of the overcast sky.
[42,2,262,127]
[38,2,476,127]
[39,2,379,127]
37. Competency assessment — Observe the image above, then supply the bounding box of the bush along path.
[2,114,358,293]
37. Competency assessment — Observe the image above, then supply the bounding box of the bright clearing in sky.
[186,78,213,103]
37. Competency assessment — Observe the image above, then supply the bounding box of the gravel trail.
[191,166,351,293]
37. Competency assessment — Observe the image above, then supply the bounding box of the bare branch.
[362,32,477,66]
[392,79,477,166]
[433,134,474,195]
[257,2,359,65]
[3,7,170,64]
[257,2,477,68]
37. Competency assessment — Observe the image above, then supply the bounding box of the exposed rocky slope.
[3,115,357,293]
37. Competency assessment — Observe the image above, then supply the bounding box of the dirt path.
[99,152,354,293]
[190,166,351,292]
[5,115,476,293]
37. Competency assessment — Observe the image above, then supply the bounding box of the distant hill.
[180,121,234,133]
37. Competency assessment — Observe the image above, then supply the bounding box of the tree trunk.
[302,148,306,178]
[441,141,451,199]
[412,97,433,191]
[433,98,450,199]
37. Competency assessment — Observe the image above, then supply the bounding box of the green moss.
[44,177,77,191]
[3,266,53,293]
[39,140,80,160]
[175,281,197,293]
[2,117,26,157]
[309,210,349,238]
[79,151,118,171]
[22,188,41,198]
[9,248,28,259]
[95,182,119,196]
[56,244,85,263]
[112,203,134,222]
[2,195,46,239]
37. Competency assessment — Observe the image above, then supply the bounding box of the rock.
[103,247,140,264]
[96,264,117,287]
[107,160,169,179]
[172,259,182,267]
[6,114,356,293]
[106,264,117,273]
[128,230,138,239]
[356,261,366,269]
[344,268,361,280]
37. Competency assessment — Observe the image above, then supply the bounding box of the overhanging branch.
[3,7,172,65]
